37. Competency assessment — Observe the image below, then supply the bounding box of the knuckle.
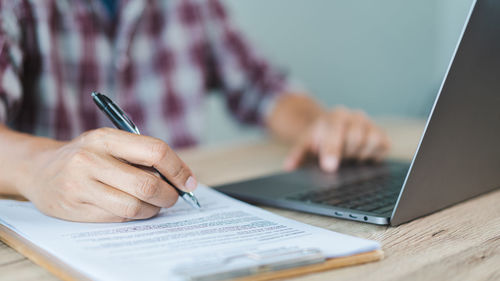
[124,199,143,218]
[329,115,349,130]
[79,129,94,140]
[149,139,169,165]
[96,127,115,136]
[169,164,187,181]
[70,148,93,166]
[331,106,350,118]
[84,128,108,142]
[79,130,91,141]
[345,136,361,153]
[80,128,114,150]
[352,109,367,118]
[347,123,364,137]
[352,111,368,124]
[137,175,159,200]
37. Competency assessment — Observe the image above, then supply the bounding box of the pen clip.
[107,102,140,135]
[92,92,140,135]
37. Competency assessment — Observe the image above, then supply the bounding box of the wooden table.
[1,118,499,281]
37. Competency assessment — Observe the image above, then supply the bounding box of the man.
[0,0,390,222]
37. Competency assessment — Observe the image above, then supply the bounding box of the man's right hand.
[15,128,197,222]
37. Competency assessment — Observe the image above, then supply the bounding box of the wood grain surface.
[1,118,499,281]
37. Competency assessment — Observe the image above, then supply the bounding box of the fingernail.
[322,156,339,172]
[184,176,197,191]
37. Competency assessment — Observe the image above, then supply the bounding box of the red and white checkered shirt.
[0,0,292,147]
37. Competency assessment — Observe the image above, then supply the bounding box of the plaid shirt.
[0,0,292,147]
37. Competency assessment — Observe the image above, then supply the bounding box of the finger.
[60,203,132,223]
[151,144,197,193]
[319,112,348,172]
[284,136,310,171]
[343,113,369,159]
[372,135,391,162]
[358,128,386,161]
[82,128,197,192]
[90,153,179,208]
[310,119,328,153]
[82,180,161,220]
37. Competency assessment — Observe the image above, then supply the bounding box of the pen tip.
[193,198,201,209]
[181,193,201,209]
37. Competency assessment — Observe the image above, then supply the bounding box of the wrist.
[18,139,63,200]
[0,126,62,198]
[267,93,326,142]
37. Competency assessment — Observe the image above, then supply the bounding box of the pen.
[91,92,201,209]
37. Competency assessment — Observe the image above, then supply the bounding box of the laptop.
[215,0,500,226]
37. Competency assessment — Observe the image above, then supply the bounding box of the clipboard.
[0,224,383,281]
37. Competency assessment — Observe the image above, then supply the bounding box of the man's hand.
[17,128,197,222]
[284,107,390,172]
[267,94,390,172]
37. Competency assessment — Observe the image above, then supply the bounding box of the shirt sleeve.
[0,1,24,124]
[201,0,298,125]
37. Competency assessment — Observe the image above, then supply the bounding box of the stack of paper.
[0,185,380,281]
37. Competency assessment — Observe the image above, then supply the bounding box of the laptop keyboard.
[286,173,404,215]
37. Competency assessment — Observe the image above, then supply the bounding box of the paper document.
[0,185,380,281]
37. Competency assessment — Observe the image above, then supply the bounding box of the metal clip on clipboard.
[174,247,326,281]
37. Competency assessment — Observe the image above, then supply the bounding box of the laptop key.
[286,172,404,213]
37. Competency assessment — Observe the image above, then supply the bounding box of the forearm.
[0,125,61,197]
[266,93,326,142]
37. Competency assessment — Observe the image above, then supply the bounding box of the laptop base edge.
[217,190,391,226]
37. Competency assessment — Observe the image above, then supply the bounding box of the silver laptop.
[215,0,500,226]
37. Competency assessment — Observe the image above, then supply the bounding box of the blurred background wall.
[202,0,474,145]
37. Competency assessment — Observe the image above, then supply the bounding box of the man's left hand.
[284,107,391,172]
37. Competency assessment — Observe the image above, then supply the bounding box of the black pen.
[91,92,201,209]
